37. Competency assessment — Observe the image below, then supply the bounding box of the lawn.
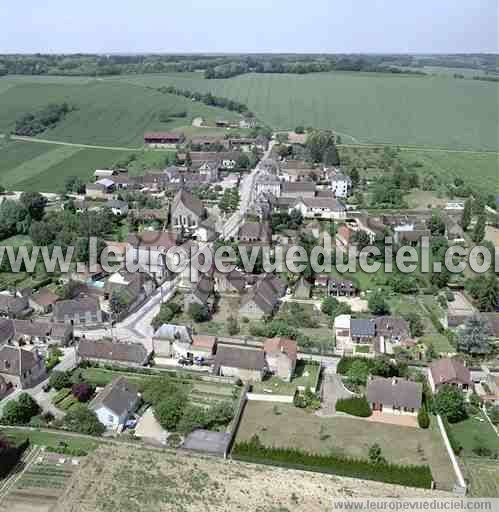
[449,411,499,457]
[118,71,498,151]
[462,457,499,497]
[236,401,457,491]
[420,335,455,354]
[252,361,320,395]
[0,78,240,147]
[0,428,100,452]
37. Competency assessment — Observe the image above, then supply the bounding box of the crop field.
[0,77,240,147]
[0,448,83,512]
[116,72,498,151]
[0,140,128,191]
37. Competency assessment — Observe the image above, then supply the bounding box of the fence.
[246,393,294,403]
[225,382,250,458]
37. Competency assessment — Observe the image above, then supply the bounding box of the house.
[367,377,422,416]
[294,276,312,299]
[228,137,256,152]
[171,189,205,232]
[239,274,286,319]
[290,197,346,220]
[106,271,155,317]
[255,173,281,198]
[183,274,215,313]
[28,288,59,314]
[53,297,103,325]
[429,358,471,392]
[281,182,316,199]
[350,318,376,345]
[328,277,357,297]
[77,339,151,367]
[326,168,352,198]
[214,269,246,294]
[333,314,352,353]
[374,316,411,355]
[195,217,218,243]
[475,366,499,405]
[0,345,46,390]
[213,345,266,381]
[0,318,72,346]
[235,221,272,244]
[144,132,184,146]
[104,199,129,216]
[0,294,30,318]
[89,377,140,432]
[152,324,192,358]
[94,169,116,179]
[442,212,465,242]
[264,337,297,382]
[85,178,115,199]
[198,161,219,182]
[126,231,179,282]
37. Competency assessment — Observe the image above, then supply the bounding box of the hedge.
[337,356,373,375]
[417,406,430,429]
[335,396,372,417]
[46,445,87,457]
[0,437,29,478]
[442,417,462,455]
[232,437,432,489]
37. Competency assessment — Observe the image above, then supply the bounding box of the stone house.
[0,345,47,390]
[77,339,151,367]
[213,345,266,382]
[264,337,297,382]
[429,358,471,393]
[290,197,346,220]
[89,377,140,432]
[171,189,205,233]
[53,297,103,325]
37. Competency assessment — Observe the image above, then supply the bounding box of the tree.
[72,383,95,403]
[227,315,239,335]
[176,404,207,434]
[430,267,450,289]
[460,198,472,231]
[368,443,387,464]
[188,303,210,322]
[1,393,40,425]
[306,130,338,163]
[346,360,370,386]
[434,385,467,423]
[29,220,56,246]
[236,153,250,170]
[417,406,430,428]
[349,167,360,187]
[63,404,105,435]
[65,176,85,194]
[0,199,28,239]
[49,371,72,391]
[457,316,491,356]
[472,214,486,243]
[429,211,446,236]
[351,230,371,250]
[368,292,390,316]
[154,395,186,430]
[20,191,47,221]
[109,290,131,317]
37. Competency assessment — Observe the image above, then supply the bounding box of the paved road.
[0,347,77,417]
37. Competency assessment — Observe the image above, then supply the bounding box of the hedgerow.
[232,435,432,489]
[335,396,372,417]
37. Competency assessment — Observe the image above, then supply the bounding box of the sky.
[0,0,497,54]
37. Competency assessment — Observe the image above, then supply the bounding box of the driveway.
[319,368,355,416]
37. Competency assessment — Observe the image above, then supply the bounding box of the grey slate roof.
[78,339,150,365]
[350,318,376,337]
[153,324,191,343]
[430,358,471,387]
[214,345,266,372]
[53,297,100,321]
[172,189,204,217]
[90,376,138,417]
[367,377,422,410]
[0,345,42,377]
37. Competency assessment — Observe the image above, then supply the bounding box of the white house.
[290,197,346,220]
[326,168,352,198]
[89,377,140,432]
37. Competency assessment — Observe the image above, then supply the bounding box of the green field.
[449,412,499,457]
[0,140,129,191]
[115,72,498,151]
[0,77,240,147]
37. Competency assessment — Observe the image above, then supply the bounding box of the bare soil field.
[54,445,452,512]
